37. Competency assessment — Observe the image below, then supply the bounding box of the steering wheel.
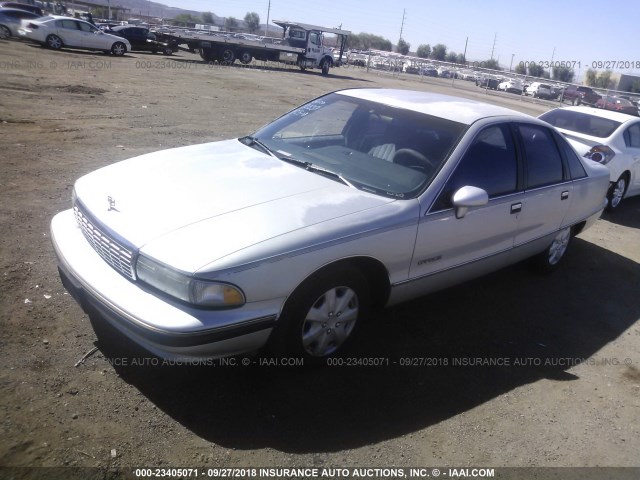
[392,148,435,173]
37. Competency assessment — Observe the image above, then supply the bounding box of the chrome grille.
[73,203,136,280]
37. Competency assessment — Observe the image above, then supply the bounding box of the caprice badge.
[107,196,119,212]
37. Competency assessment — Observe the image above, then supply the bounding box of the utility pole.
[264,0,271,37]
[399,8,406,42]
[463,37,468,65]
[510,53,515,72]
[490,32,497,60]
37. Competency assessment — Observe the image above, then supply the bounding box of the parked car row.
[1,7,179,56]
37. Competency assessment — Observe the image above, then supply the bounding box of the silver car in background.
[18,15,130,55]
[0,7,40,39]
[51,89,609,363]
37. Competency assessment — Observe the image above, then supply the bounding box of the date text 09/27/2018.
[517,60,640,70]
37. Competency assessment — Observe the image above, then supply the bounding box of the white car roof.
[337,89,531,125]
[559,106,639,124]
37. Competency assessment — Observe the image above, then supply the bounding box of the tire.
[238,50,252,64]
[269,265,369,363]
[162,46,173,56]
[0,25,11,39]
[220,47,235,64]
[199,48,216,62]
[46,34,62,50]
[111,42,126,56]
[575,96,582,106]
[321,58,331,75]
[532,226,572,272]
[606,174,628,211]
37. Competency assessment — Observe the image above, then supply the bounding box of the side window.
[624,123,640,148]
[60,19,79,30]
[433,124,518,211]
[78,22,95,32]
[518,124,564,188]
[309,32,321,46]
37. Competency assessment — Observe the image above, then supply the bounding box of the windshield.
[539,109,622,138]
[248,92,466,199]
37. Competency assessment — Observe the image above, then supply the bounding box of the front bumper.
[51,209,278,361]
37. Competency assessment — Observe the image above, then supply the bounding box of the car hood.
[74,139,396,272]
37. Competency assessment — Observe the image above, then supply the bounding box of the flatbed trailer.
[164,20,350,75]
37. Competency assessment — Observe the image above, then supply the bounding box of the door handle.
[510,202,522,214]
[561,191,569,200]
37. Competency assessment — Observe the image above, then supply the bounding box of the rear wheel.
[0,25,11,39]
[238,50,252,64]
[162,46,173,56]
[111,42,126,56]
[269,265,369,363]
[606,174,628,211]
[532,226,572,272]
[46,34,62,50]
[220,47,235,64]
[199,48,216,62]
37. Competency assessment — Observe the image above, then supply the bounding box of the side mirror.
[452,186,488,219]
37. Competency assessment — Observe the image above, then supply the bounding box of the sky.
[159,0,639,77]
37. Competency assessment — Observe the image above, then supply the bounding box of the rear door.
[55,19,82,47]
[513,123,572,248]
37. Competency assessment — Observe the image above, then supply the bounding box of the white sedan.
[539,106,640,210]
[51,89,609,363]
[18,15,130,55]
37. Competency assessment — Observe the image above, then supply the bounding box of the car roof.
[0,7,38,13]
[337,88,531,125]
[558,106,640,124]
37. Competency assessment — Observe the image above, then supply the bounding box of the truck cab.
[275,20,348,75]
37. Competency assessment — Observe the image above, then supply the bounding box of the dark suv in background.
[562,85,602,106]
[106,26,178,55]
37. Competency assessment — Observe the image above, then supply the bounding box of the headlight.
[136,255,245,308]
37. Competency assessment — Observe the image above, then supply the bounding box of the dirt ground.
[1,39,639,477]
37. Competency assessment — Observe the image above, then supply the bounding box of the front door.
[412,123,522,280]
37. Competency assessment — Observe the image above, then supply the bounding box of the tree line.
[172,11,261,34]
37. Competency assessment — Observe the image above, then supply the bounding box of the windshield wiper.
[240,136,277,157]
[304,162,355,188]
[274,154,353,187]
[241,137,353,188]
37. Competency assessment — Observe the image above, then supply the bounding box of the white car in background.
[498,80,523,94]
[539,106,640,210]
[18,15,130,55]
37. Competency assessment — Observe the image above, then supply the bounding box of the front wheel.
[606,174,628,211]
[111,42,126,56]
[269,266,369,363]
[162,46,173,56]
[321,58,331,75]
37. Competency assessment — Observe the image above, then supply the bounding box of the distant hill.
[84,0,280,34]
